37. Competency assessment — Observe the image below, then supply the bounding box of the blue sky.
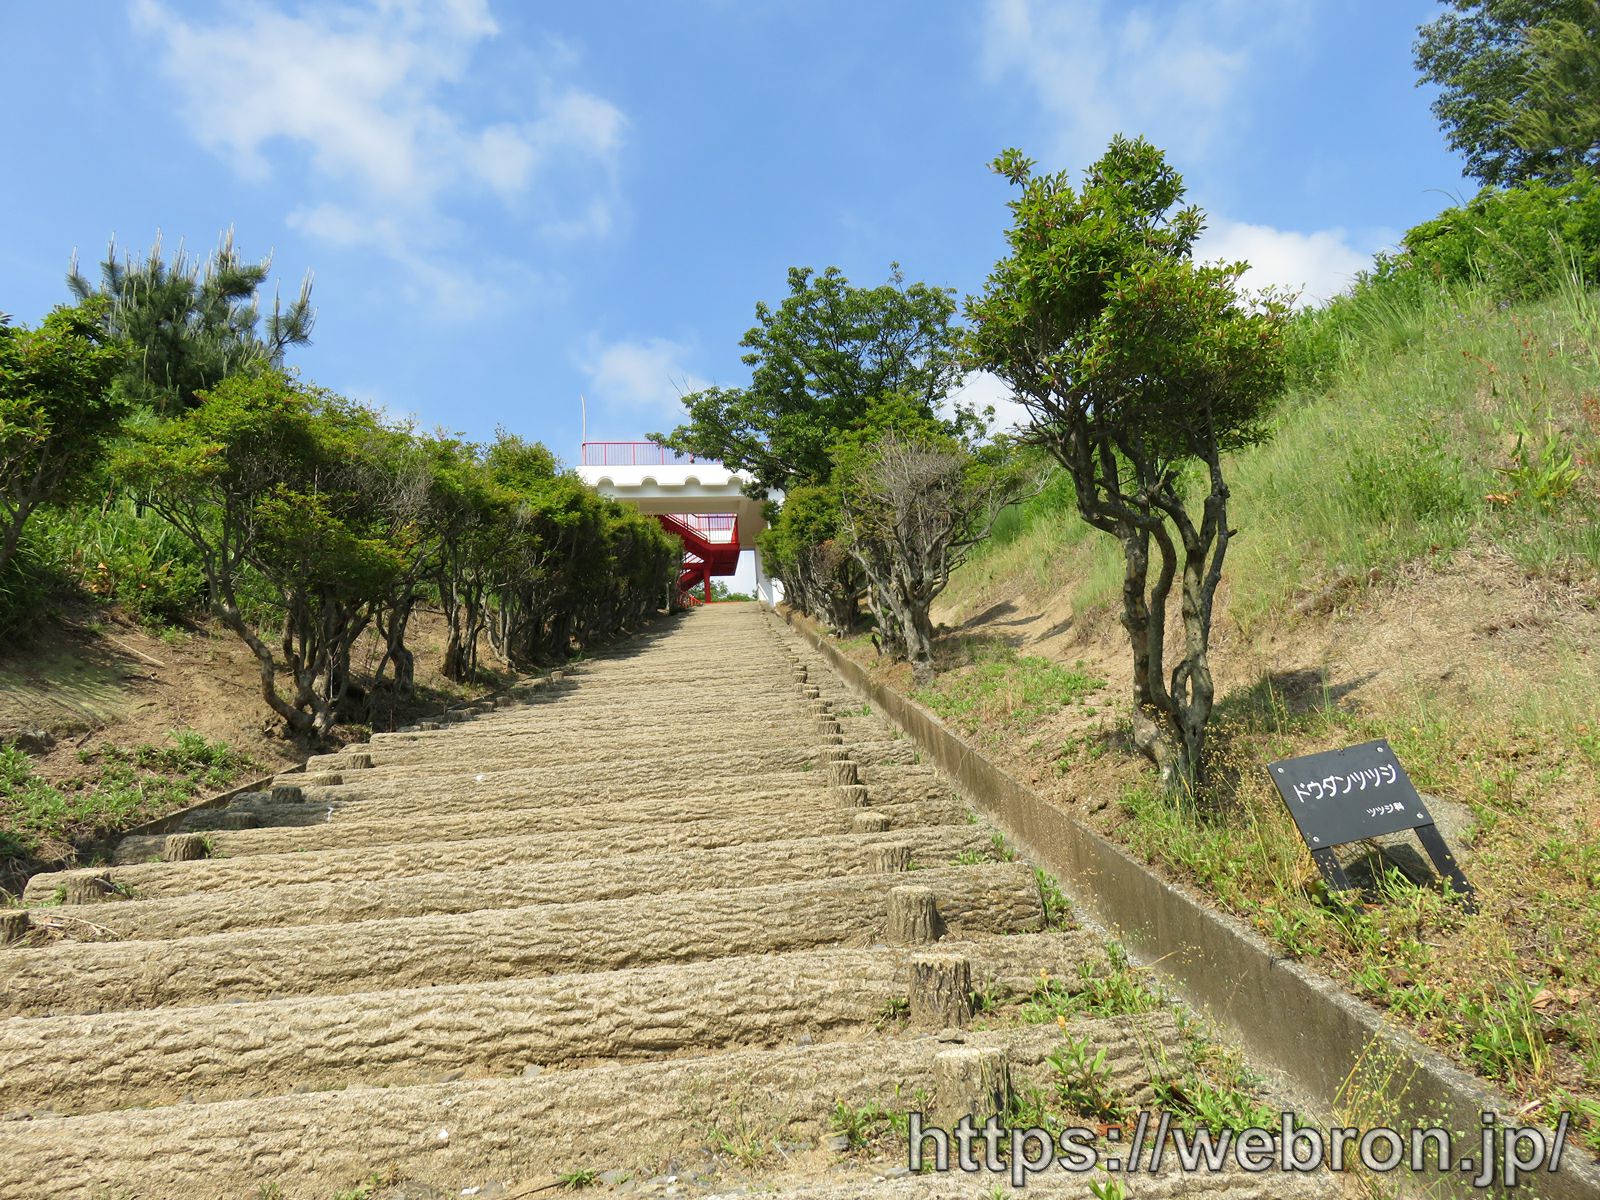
[3,0,1467,457]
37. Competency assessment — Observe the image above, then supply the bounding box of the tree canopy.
[114,372,676,739]
[655,265,974,494]
[1416,0,1598,185]
[965,136,1289,790]
[0,298,128,577]
[68,230,314,414]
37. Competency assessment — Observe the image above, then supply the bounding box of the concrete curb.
[109,773,279,841]
[782,608,1598,1199]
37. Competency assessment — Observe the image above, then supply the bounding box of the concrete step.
[0,1020,1183,1200]
[109,790,968,862]
[3,863,1043,1016]
[26,803,970,904]
[238,764,948,826]
[0,932,1103,1114]
[27,827,996,940]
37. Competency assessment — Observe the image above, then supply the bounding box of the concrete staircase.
[2,605,1339,1199]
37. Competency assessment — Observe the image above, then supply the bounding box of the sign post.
[1266,738,1476,912]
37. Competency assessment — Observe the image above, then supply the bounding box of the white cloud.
[981,0,1306,165]
[1196,218,1381,306]
[579,335,708,429]
[947,370,1033,437]
[980,1,1377,311]
[131,0,625,313]
[285,201,543,322]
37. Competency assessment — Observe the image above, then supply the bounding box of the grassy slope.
[892,283,1600,1145]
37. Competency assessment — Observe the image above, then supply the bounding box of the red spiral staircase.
[657,513,741,606]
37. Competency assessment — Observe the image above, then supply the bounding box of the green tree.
[655,265,973,494]
[965,138,1289,792]
[0,299,128,579]
[429,433,677,682]
[115,371,398,739]
[1415,0,1594,185]
[68,230,313,414]
[1497,2,1600,180]
[758,484,860,632]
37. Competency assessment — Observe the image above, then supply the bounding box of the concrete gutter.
[107,773,278,841]
[783,608,1598,1199]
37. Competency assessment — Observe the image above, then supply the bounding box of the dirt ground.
[0,600,495,791]
[938,544,1600,744]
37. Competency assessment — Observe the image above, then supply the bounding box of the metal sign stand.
[1268,738,1477,914]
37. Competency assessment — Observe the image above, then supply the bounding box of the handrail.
[658,512,739,545]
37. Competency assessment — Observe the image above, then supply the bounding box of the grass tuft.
[0,731,251,863]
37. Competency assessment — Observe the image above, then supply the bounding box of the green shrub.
[30,499,206,625]
[1404,170,1600,301]
[0,529,53,636]
[1285,171,1600,393]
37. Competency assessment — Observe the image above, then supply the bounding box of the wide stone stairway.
[2,606,1338,1199]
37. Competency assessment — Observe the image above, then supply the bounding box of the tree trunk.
[1117,524,1190,793]
[215,599,311,739]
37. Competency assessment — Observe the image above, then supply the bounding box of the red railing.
[659,513,738,547]
[581,441,711,467]
[665,513,737,542]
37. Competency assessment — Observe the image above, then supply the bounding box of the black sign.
[1267,738,1476,911]
[1268,738,1431,849]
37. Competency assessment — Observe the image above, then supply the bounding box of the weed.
[913,641,1103,744]
[883,1083,931,1140]
[1456,979,1551,1085]
[1057,729,1110,769]
[970,977,1009,1015]
[328,1170,399,1200]
[1493,416,1584,512]
[876,996,910,1028]
[0,732,250,862]
[1081,945,1160,1019]
[1153,1070,1275,1134]
[953,837,1021,869]
[703,1101,776,1168]
[1003,1081,1059,1132]
[1049,1035,1124,1122]
[829,1100,895,1151]
[556,1169,600,1189]
[1035,868,1074,930]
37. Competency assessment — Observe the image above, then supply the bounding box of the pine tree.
[67,229,314,413]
